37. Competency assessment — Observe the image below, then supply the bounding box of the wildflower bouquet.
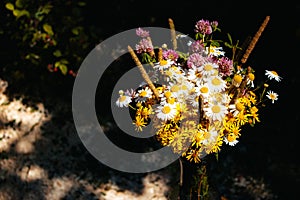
[116,16,281,164]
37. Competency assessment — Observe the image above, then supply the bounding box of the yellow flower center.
[160,60,168,66]
[212,105,221,113]
[233,129,239,136]
[235,102,244,111]
[233,74,243,84]
[171,85,180,92]
[200,86,209,93]
[204,131,211,139]
[212,77,221,86]
[227,133,236,142]
[271,71,278,76]
[269,93,276,99]
[250,106,258,113]
[203,64,213,71]
[248,73,255,81]
[164,91,172,98]
[162,105,171,114]
[238,113,245,120]
[119,95,127,102]
[167,97,176,104]
[194,132,202,143]
[136,102,142,107]
[181,85,188,90]
[139,90,147,97]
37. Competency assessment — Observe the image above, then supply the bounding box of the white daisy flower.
[228,100,245,116]
[209,93,231,105]
[155,103,177,121]
[195,82,210,100]
[201,129,218,145]
[163,66,185,82]
[266,90,278,103]
[187,66,203,83]
[154,59,174,71]
[203,102,228,121]
[159,90,178,106]
[198,62,219,77]
[134,86,153,103]
[224,133,239,146]
[247,73,255,88]
[206,46,225,57]
[265,70,282,82]
[116,95,132,108]
[206,76,227,93]
[168,80,193,100]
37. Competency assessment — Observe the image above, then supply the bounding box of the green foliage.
[1,0,99,77]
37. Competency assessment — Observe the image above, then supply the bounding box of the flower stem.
[127,45,160,100]
[240,16,270,64]
[168,18,177,50]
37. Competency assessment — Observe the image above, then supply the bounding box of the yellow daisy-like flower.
[133,115,147,132]
[185,149,201,163]
[235,111,250,126]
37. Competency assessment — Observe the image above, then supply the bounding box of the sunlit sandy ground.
[0,78,171,200]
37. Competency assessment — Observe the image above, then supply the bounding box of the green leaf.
[55,60,69,75]
[59,64,68,75]
[60,59,69,64]
[224,42,232,48]
[15,0,24,8]
[72,28,79,35]
[13,9,30,19]
[25,53,40,60]
[53,50,62,57]
[43,24,54,35]
[18,10,30,18]
[210,41,220,47]
[5,3,14,11]
[12,9,20,17]
[215,153,219,161]
[78,1,86,6]
[227,33,233,44]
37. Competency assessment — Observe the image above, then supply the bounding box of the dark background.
[1,1,299,199]
[87,2,300,198]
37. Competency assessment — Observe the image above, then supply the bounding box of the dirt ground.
[0,77,175,200]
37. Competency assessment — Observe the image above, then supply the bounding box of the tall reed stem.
[240,16,270,64]
[127,45,160,100]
